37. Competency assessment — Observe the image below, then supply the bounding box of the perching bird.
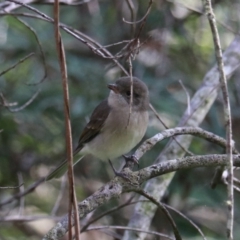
[46,76,149,180]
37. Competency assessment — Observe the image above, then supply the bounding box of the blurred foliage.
[0,0,240,239]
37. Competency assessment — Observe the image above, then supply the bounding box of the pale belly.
[82,110,148,160]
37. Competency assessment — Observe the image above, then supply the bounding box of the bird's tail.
[45,155,84,181]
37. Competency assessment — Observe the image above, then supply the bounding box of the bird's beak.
[108,83,119,94]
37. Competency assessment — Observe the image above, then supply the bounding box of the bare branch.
[0,177,45,208]
[81,196,137,232]
[134,127,239,161]
[149,104,194,156]
[0,53,34,77]
[0,89,40,112]
[125,0,136,36]
[123,0,153,25]
[203,1,234,239]
[53,0,80,238]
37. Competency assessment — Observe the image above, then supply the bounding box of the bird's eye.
[126,91,131,97]
[134,93,140,98]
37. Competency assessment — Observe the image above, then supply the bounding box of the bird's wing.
[74,99,111,152]
[46,100,111,180]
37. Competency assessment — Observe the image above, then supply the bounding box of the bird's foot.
[108,159,131,181]
[122,154,139,168]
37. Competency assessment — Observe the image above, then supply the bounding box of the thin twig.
[0,53,34,77]
[0,177,45,207]
[133,189,182,240]
[5,0,52,21]
[0,183,24,189]
[53,0,80,239]
[164,204,207,240]
[135,0,153,39]
[123,0,153,26]
[125,0,136,36]
[99,40,132,49]
[0,89,40,112]
[81,195,136,232]
[85,225,174,240]
[203,1,234,239]
[149,103,194,156]
[5,14,47,85]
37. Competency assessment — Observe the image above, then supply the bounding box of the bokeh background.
[0,0,240,239]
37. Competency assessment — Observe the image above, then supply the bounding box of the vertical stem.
[54,0,81,239]
[203,1,233,239]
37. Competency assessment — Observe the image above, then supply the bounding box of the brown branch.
[53,0,80,239]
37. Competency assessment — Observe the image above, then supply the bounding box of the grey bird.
[46,76,149,180]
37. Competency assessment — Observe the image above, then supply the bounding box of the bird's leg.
[122,154,139,169]
[108,159,130,181]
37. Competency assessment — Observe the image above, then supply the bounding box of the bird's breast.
[83,109,148,161]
